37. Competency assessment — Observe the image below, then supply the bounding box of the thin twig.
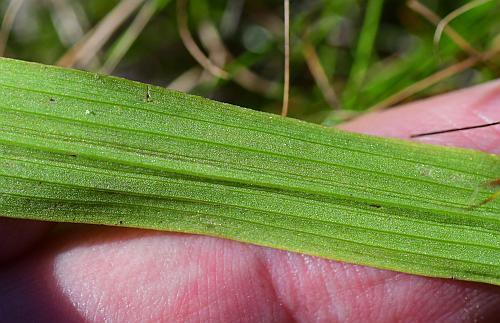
[407,0,480,56]
[367,47,500,111]
[411,121,500,138]
[0,0,25,56]
[434,0,492,47]
[100,0,159,74]
[57,0,144,68]
[176,0,228,79]
[302,42,339,109]
[281,0,290,117]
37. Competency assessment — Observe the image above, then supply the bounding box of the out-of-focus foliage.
[1,0,499,123]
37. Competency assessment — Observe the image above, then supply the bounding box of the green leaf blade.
[0,58,499,285]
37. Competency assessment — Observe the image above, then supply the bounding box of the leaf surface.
[0,58,499,285]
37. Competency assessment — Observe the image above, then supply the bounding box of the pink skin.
[1,81,499,322]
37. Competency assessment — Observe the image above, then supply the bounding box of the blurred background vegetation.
[1,0,499,125]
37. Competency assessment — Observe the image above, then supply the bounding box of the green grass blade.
[0,57,498,285]
[340,0,384,111]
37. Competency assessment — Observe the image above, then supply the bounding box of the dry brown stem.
[198,21,279,96]
[281,0,290,117]
[303,42,339,109]
[176,0,228,79]
[57,0,144,68]
[0,0,25,56]
[367,47,500,111]
[100,0,158,74]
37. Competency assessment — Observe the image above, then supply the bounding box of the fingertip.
[339,80,500,153]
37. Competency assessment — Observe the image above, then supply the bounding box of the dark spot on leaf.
[369,204,382,208]
[49,98,55,102]
[69,154,77,158]
[145,86,152,102]
[119,220,123,225]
